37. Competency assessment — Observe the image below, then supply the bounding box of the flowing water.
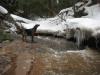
[1,36,100,75]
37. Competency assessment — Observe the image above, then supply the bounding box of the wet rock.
[4,40,10,43]
[0,55,11,74]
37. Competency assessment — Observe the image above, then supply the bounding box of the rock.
[0,55,11,74]
[3,40,10,44]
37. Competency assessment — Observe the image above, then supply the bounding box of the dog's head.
[32,24,40,32]
[35,24,40,27]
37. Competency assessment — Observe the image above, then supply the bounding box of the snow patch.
[84,4,100,18]
[0,6,8,14]
[67,18,100,30]
[66,49,88,53]
[10,14,33,23]
[92,30,100,36]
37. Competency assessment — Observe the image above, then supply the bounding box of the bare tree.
[48,0,55,16]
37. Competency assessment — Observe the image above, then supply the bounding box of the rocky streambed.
[0,36,100,75]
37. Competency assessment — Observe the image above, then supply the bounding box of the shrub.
[0,30,13,42]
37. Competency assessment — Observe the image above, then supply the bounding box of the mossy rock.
[0,30,13,43]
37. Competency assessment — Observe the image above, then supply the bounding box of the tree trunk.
[48,0,55,16]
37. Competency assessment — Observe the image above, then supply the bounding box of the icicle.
[74,28,83,49]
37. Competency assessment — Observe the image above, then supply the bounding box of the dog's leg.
[31,34,34,43]
[31,32,35,43]
[22,31,26,42]
[24,33,27,42]
[22,34,24,41]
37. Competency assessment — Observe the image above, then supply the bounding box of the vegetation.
[0,30,13,42]
[14,0,75,18]
[0,0,99,18]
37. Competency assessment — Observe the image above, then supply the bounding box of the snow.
[0,6,8,14]
[67,18,100,31]
[67,50,85,53]
[84,4,100,18]
[10,14,66,34]
[59,4,100,33]
[9,2,100,37]
[86,0,92,6]
[92,30,100,36]
[10,14,33,23]
[56,0,59,4]
[75,2,84,6]
[59,7,74,19]
[66,4,100,35]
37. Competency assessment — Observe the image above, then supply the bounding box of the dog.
[24,24,40,42]
[15,23,40,42]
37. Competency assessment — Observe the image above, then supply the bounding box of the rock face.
[87,33,100,49]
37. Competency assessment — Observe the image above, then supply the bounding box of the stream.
[1,36,100,75]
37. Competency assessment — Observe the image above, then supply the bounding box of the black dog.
[15,23,40,42]
[24,24,40,42]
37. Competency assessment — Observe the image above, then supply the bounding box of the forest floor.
[0,36,100,75]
